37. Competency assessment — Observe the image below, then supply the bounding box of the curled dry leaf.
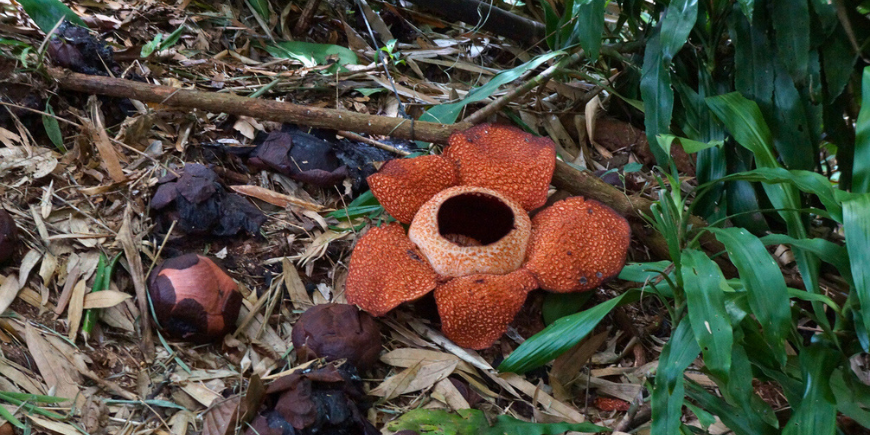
[0,147,58,180]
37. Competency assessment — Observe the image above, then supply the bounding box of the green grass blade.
[651,320,700,434]
[681,249,733,380]
[685,377,777,435]
[710,227,790,365]
[716,167,842,222]
[853,67,870,193]
[844,193,870,352]
[782,345,839,435]
[499,290,641,373]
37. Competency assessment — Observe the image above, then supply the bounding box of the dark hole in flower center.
[437,192,515,246]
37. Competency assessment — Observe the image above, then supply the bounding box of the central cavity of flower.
[408,186,531,278]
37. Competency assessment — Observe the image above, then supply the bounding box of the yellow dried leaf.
[66,280,87,341]
[83,290,131,309]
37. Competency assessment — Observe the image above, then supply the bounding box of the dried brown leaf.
[66,279,86,341]
[0,276,20,315]
[370,359,458,399]
[230,184,324,212]
[83,290,131,309]
[201,396,241,435]
[24,324,81,401]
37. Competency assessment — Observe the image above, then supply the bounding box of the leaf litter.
[0,0,679,433]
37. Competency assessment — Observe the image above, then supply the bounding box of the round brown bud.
[291,303,381,371]
[148,254,242,343]
[0,210,17,265]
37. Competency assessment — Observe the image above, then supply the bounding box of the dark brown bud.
[291,304,381,371]
[0,210,17,264]
[148,254,242,343]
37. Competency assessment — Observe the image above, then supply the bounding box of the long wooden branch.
[47,68,470,144]
[49,68,729,268]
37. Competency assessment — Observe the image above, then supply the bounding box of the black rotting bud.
[246,363,380,435]
[150,163,266,237]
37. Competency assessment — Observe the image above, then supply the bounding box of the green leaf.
[617,260,672,283]
[761,234,851,284]
[782,345,839,435]
[266,41,358,72]
[420,51,562,125]
[728,6,773,106]
[681,249,733,380]
[17,0,87,34]
[709,227,790,366]
[651,320,701,434]
[157,25,185,53]
[247,0,270,21]
[844,193,870,352]
[853,67,870,193]
[640,33,672,167]
[542,292,593,325]
[686,377,777,435]
[140,33,162,58]
[707,92,822,328]
[771,61,816,170]
[831,368,870,428]
[658,0,698,63]
[499,290,641,373]
[386,408,607,435]
[770,0,809,84]
[717,167,843,222]
[43,100,66,153]
[571,0,605,60]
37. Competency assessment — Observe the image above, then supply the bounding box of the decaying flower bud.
[148,254,242,342]
[291,304,381,371]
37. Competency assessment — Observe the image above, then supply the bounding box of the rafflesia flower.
[345,124,631,349]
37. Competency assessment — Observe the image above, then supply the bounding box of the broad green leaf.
[640,32,672,166]
[659,0,698,63]
[706,93,776,166]
[420,51,562,125]
[736,0,754,19]
[17,0,87,34]
[844,194,870,352]
[386,408,607,434]
[771,0,809,84]
[728,5,773,105]
[821,29,857,103]
[571,0,605,60]
[542,292,593,325]
[717,167,843,222]
[681,249,733,380]
[43,100,65,153]
[710,227,790,365]
[782,345,839,435]
[853,67,870,193]
[499,290,641,373]
[651,320,700,434]
[761,234,851,283]
[771,61,815,170]
[266,41,358,72]
[831,368,870,428]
